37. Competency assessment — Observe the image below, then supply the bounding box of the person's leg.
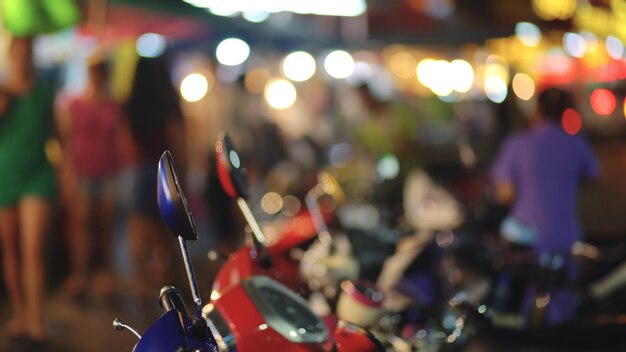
[62,183,90,298]
[18,197,50,341]
[128,213,150,301]
[93,185,115,300]
[0,206,26,338]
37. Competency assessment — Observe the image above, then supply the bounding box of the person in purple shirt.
[490,87,599,325]
[491,87,599,254]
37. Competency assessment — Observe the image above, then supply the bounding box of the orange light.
[561,108,582,135]
[590,89,616,116]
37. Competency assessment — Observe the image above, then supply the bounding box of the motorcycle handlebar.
[159,286,189,318]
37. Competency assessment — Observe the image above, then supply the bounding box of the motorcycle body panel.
[209,276,328,352]
[134,309,217,352]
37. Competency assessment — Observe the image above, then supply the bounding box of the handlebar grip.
[159,286,189,318]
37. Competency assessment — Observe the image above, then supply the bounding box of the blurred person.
[490,87,599,324]
[0,37,57,346]
[56,55,122,301]
[124,56,186,302]
[490,87,599,254]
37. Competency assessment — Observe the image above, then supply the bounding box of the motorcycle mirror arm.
[304,190,332,246]
[235,197,266,248]
[113,318,142,339]
[177,236,203,316]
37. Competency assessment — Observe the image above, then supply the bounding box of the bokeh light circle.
[324,50,355,79]
[264,79,297,109]
[512,73,535,101]
[282,51,316,82]
[590,88,616,116]
[180,73,209,102]
[216,38,250,66]
[561,108,582,135]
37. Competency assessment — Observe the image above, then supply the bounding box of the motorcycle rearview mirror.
[158,150,197,241]
[157,151,204,318]
[215,133,268,252]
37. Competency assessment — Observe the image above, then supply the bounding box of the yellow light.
[389,51,417,79]
[264,79,297,110]
[449,59,474,93]
[180,73,209,102]
[532,0,576,20]
[261,192,283,214]
[512,73,535,101]
[282,51,316,82]
[485,55,509,83]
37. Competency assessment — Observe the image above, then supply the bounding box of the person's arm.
[494,181,515,205]
[1,37,34,96]
[489,137,519,206]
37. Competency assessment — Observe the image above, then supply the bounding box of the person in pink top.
[58,56,122,301]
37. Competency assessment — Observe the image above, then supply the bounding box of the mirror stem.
[178,236,202,314]
[113,318,142,339]
[236,198,266,247]
[305,189,332,246]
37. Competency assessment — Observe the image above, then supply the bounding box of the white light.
[349,61,374,82]
[515,22,541,47]
[429,60,453,97]
[264,79,297,109]
[216,38,250,66]
[184,0,366,17]
[417,58,436,88]
[282,51,316,82]
[136,33,167,58]
[180,73,209,102]
[229,150,240,168]
[484,76,508,103]
[208,3,239,17]
[563,32,587,58]
[242,10,270,23]
[449,59,474,93]
[377,154,399,180]
[606,35,624,60]
[324,50,355,79]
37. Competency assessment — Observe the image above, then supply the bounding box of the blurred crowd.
[0,9,621,352]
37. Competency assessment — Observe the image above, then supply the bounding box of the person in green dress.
[0,37,56,347]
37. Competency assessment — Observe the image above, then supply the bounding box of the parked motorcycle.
[113,150,217,352]
[115,150,384,352]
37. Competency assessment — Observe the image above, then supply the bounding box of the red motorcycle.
[206,135,383,351]
[211,133,341,296]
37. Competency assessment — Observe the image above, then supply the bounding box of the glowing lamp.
[561,108,582,135]
[590,89,616,116]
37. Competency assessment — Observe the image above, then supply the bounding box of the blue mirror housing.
[157,150,198,241]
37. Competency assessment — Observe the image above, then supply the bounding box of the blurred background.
[2,0,626,351]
